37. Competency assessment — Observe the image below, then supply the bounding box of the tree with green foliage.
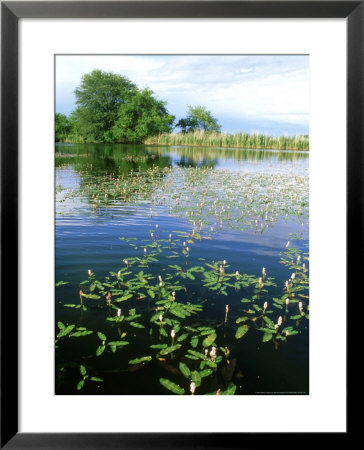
[55,113,72,142]
[74,70,137,142]
[67,110,82,136]
[55,111,85,143]
[176,105,221,133]
[111,88,175,143]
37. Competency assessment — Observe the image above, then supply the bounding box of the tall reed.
[144,131,309,151]
[59,134,85,144]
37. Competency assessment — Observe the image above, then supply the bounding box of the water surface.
[56,143,309,395]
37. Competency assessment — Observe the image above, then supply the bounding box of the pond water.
[55,143,309,395]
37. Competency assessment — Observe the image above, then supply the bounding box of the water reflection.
[55,143,309,395]
[55,143,173,175]
[56,143,308,176]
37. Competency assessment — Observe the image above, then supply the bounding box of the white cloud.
[56,55,309,133]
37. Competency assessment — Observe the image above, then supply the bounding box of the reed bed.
[144,131,309,151]
[60,134,85,144]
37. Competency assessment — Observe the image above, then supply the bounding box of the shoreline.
[56,141,309,152]
[146,143,309,152]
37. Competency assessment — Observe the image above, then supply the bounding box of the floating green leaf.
[204,360,217,369]
[187,349,205,360]
[108,341,129,347]
[125,313,142,322]
[129,322,145,328]
[220,384,237,395]
[114,294,133,302]
[202,334,216,347]
[263,316,275,328]
[57,324,75,338]
[129,356,152,364]
[96,345,105,356]
[257,327,276,334]
[160,344,182,355]
[70,330,93,337]
[82,293,101,299]
[235,325,249,339]
[191,370,202,387]
[179,362,191,378]
[200,369,213,378]
[199,329,215,336]
[177,333,189,342]
[159,378,185,395]
[97,332,107,341]
[236,317,249,323]
[159,328,168,337]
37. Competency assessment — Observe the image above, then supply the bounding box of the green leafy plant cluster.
[56,230,308,394]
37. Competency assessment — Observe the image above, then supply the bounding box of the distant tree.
[67,110,82,135]
[175,118,191,133]
[111,88,175,143]
[55,113,71,142]
[74,70,137,141]
[176,105,221,132]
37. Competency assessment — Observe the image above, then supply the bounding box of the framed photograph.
[1,1,356,447]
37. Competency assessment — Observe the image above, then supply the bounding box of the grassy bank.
[56,134,85,144]
[144,131,309,151]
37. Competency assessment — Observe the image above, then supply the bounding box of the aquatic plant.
[55,145,309,395]
[144,130,309,151]
[76,364,103,391]
[55,229,308,394]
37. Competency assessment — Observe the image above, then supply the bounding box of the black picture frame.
[1,1,356,447]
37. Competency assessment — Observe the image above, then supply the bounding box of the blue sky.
[56,55,309,136]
